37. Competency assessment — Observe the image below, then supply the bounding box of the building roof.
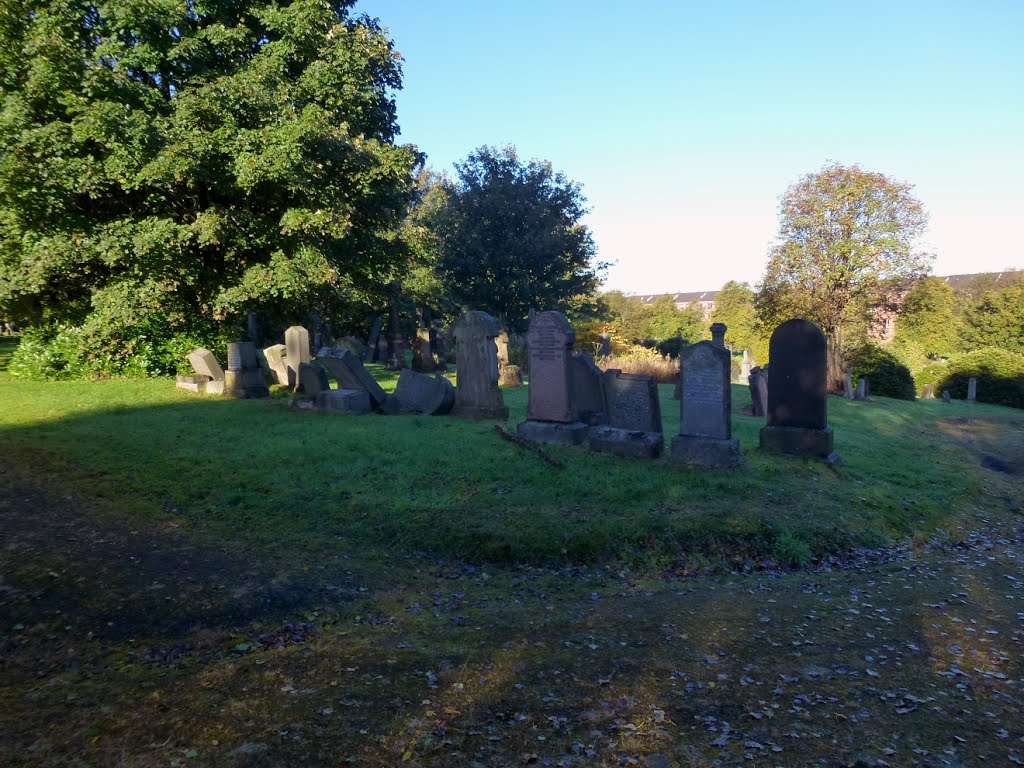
[636,290,719,305]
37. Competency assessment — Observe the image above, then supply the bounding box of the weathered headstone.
[285,326,311,389]
[843,371,854,400]
[589,370,663,458]
[263,344,289,386]
[316,388,372,415]
[335,336,367,359]
[495,331,510,367]
[748,366,767,417]
[315,347,398,413]
[452,311,508,420]
[412,326,435,372]
[855,378,869,401]
[922,384,935,399]
[225,341,269,398]
[394,369,455,415]
[740,350,751,382]
[297,361,330,399]
[967,377,977,403]
[570,354,607,426]
[518,312,588,445]
[175,374,212,394]
[365,316,384,363]
[670,341,740,467]
[596,333,612,358]
[759,319,835,459]
[942,389,951,403]
[187,348,225,382]
[499,365,523,388]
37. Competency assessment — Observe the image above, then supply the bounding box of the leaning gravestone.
[263,344,289,386]
[517,311,589,445]
[316,388,372,415]
[589,370,663,458]
[225,341,269,398]
[670,341,740,467]
[570,354,607,426]
[395,369,455,415]
[316,348,398,413]
[285,326,311,389]
[759,319,835,459]
[452,311,508,420]
[748,366,767,417]
[180,347,226,395]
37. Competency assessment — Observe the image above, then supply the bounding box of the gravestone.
[315,348,398,413]
[187,348,225,382]
[518,311,588,446]
[922,384,935,399]
[710,323,727,348]
[452,311,508,420]
[412,326,435,372]
[285,326,311,389]
[175,374,211,394]
[316,388,372,415]
[570,354,607,426]
[759,319,835,459]
[670,341,740,467]
[855,378,869,401]
[336,336,367,359]
[740,350,751,382]
[263,344,289,386]
[748,366,767,417]
[942,389,951,403]
[843,371,854,400]
[596,333,612,357]
[297,361,330,399]
[365,316,384,363]
[246,311,260,344]
[395,369,455,415]
[589,370,663,458]
[225,341,269,398]
[967,377,977,403]
[496,331,510,366]
[499,365,523,388]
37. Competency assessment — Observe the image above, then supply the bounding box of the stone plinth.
[760,425,834,457]
[316,388,372,415]
[670,435,741,467]
[517,420,590,446]
[316,347,390,411]
[589,426,663,459]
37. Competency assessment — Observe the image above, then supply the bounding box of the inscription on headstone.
[671,341,740,467]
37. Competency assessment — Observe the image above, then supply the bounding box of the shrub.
[602,346,678,383]
[936,347,1024,408]
[847,343,916,400]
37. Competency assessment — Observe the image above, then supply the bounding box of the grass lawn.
[1,360,1022,766]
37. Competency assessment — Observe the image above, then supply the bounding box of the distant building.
[632,272,1020,341]
[635,290,719,321]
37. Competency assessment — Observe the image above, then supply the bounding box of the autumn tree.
[0,0,418,376]
[756,163,930,390]
[429,146,604,331]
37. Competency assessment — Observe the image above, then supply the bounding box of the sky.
[355,0,1024,294]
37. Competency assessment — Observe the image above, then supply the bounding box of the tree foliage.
[429,146,603,331]
[893,277,962,358]
[0,0,418,375]
[961,273,1024,354]
[756,163,930,389]
[711,280,768,362]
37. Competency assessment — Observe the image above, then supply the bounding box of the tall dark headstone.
[759,319,835,459]
[967,377,977,403]
[285,326,311,389]
[452,311,508,420]
[588,370,663,458]
[246,311,260,344]
[670,341,740,467]
[517,312,588,445]
[297,361,330,399]
[748,366,767,417]
[365,316,384,363]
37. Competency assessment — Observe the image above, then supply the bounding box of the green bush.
[848,343,916,400]
[937,347,1024,408]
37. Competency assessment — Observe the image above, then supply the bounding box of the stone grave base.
[517,420,589,446]
[452,404,509,421]
[316,389,372,415]
[224,369,269,398]
[670,435,742,468]
[759,425,834,457]
[499,364,523,388]
[588,426,663,459]
[176,375,223,394]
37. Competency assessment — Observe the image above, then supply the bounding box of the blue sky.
[356,0,1024,294]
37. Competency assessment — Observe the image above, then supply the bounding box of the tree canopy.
[893,276,962,358]
[428,146,603,331]
[756,162,930,389]
[0,0,418,374]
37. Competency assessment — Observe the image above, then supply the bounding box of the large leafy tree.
[756,163,930,389]
[961,273,1024,353]
[711,280,767,361]
[0,0,418,373]
[893,276,962,358]
[429,145,604,331]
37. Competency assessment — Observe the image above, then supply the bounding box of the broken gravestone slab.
[263,344,289,386]
[298,362,330,399]
[316,347,399,414]
[394,369,455,415]
[316,388,372,415]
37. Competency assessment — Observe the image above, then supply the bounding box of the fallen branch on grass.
[494,424,564,468]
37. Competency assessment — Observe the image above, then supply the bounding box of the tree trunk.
[825,327,846,393]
